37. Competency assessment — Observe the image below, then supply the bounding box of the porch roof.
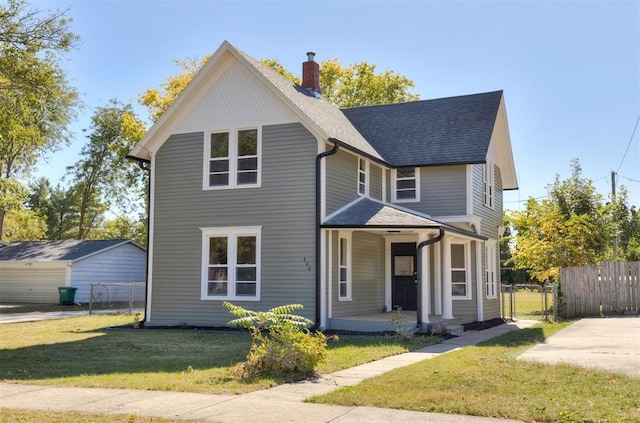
[322,197,485,239]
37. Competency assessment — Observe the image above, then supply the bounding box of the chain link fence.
[502,283,556,321]
[89,282,145,315]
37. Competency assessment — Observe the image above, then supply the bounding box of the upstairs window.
[358,158,369,196]
[206,128,260,189]
[483,162,494,208]
[392,167,420,202]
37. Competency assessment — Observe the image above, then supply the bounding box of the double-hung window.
[451,242,470,298]
[201,226,261,300]
[338,232,352,301]
[392,167,420,202]
[485,240,497,298]
[206,128,260,189]
[358,158,369,196]
[483,161,494,208]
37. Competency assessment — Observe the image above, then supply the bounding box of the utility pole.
[612,170,618,260]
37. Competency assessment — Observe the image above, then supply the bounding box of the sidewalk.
[0,319,537,422]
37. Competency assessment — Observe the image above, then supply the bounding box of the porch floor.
[328,311,478,334]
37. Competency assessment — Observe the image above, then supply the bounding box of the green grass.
[503,288,554,320]
[0,314,440,394]
[308,321,640,422]
[0,409,190,423]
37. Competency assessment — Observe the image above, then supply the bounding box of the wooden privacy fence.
[560,261,639,318]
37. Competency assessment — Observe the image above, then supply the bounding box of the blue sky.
[35,0,640,210]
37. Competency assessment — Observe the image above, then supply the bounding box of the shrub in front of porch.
[223,302,336,381]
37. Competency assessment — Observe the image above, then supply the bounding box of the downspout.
[126,155,151,324]
[416,228,445,328]
[315,142,339,327]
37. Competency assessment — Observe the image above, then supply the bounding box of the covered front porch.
[319,197,488,333]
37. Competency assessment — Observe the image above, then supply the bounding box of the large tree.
[0,0,79,239]
[67,100,146,239]
[140,54,419,122]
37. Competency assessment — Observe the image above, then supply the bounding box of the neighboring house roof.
[342,91,503,167]
[0,240,145,262]
[323,197,486,239]
[129,40,517,189]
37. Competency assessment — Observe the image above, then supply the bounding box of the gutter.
[415,228,445,327]
[126,155,151,324]
[315,142,339,327]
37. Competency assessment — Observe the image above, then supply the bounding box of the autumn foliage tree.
[506,159,637,281]
[139,53,419,122]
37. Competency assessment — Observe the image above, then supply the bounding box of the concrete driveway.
[518,316,640,377]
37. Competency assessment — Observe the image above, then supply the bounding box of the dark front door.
[391,243,417,311]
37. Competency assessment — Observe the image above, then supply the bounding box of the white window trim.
[392,167,420,203]
[483,161,495,209]
[485,240,498,298]
[200,226,262,301]
[203,127,262,190]
[357,158,369,196]
[451,240,472,300]
[338,231,352,301]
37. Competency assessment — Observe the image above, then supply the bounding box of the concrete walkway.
[0,319,537,422]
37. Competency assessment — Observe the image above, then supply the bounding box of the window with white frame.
[201,226,261,300]
[451,242,470,298]
[206,128,260,189]
[393,167,420,202]
[485,241,497,298]
[483,162,494,208]
[358,158,369,196]
[338,232,352,300]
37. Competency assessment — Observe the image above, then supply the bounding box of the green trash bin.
[58,287,77,305]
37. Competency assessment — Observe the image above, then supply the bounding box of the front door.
[391,243,417,311]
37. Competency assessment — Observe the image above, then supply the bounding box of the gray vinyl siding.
[404,165,467,216]
[149,123,318,327]
[472,163,504,239]
[330,231,385,318]
[472,163,503,320]
[370,164,383,201]
[326,150,358,215]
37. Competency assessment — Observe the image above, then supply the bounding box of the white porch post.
[441,235,454,319]
[418,232,430,325]
[434,241,442,315]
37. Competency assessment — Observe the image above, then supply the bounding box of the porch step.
[445,324,464,336]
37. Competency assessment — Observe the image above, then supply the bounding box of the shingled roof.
[341,91,503,167]
[0,240,144,262]
[322,197,485,239]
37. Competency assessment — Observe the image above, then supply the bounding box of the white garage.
[0,239,146,304]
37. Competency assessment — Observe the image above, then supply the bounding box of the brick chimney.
[301,52,321,94]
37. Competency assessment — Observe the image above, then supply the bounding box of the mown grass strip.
[308,321,640,422]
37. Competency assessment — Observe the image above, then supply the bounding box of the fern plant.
[222,301,335,380]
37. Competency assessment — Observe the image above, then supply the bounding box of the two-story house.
[128,41,517,333]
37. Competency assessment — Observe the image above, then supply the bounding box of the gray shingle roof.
[0,240,142,261]
[341,91,503,167]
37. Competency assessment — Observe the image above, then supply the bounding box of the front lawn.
[0,314,440,394]
[308,321,640,422]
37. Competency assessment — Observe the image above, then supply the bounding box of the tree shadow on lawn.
[0,327,251,382]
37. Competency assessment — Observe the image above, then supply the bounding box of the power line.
[616,113,640,173]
